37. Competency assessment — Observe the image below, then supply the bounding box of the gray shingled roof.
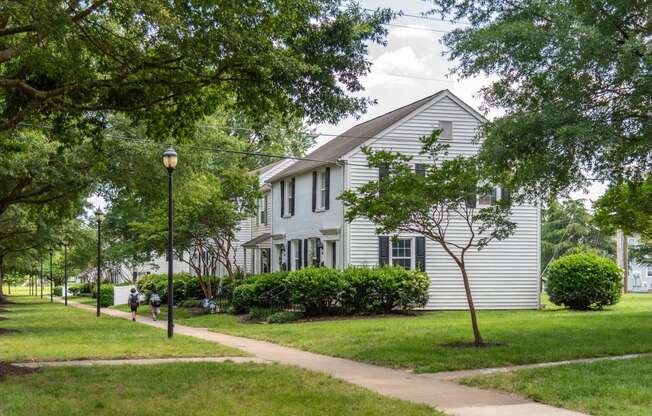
[268,90,447,182]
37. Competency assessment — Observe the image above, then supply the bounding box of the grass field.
[0,296,244,362]
[121,294,652,373]
[461,356,652,416]
[0,362,443,416]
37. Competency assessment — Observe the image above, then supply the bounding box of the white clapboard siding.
[345,94,540,309]
[233,218,252,274]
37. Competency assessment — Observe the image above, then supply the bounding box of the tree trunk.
[457,260,484,346]
[0,255,6,303]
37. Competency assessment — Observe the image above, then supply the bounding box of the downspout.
[341,160,348,269]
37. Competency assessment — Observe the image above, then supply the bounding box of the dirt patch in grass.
[0,364,38,382]
[0,328,20,336]
[441,341,505,349]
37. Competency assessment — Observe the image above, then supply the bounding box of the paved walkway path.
[64,300,586,416]
[425,352,652,381]
[14,356,267,368]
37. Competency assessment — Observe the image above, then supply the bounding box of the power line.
[375,72,453,83]
[383,23,450,33]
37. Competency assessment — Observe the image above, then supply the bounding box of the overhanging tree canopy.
[0,1,392,135]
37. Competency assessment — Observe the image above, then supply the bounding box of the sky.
[311,0,606,206]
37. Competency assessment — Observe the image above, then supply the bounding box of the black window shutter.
[324,167,330,210]
[501,187,512,206]
[287,241,291,271]
[312,172,317,212]
[316,239,322,266]
[415,163,426,176]
[303,239,308,267]
[280,180,285,217]
[416,237,426,272]
[290,178,296,215]
[297,239,302,269]
[331,242,336,267]
[378,236,390,266]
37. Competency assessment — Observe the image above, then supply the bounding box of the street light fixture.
[49,248,53,303]
[162,145,177,338]
[94,208,105,317]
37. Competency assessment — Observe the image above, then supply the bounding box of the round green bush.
[286,267,350,316]
[546,252,622,310]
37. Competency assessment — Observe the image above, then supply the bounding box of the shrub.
[546,252,622,310]
[342,266,429,313]
[267,311,304,324]
[53,286,63,297]
[98,284,114,307]
[231,272,289,314]
[69,282,91,296]
[286,267,350,316]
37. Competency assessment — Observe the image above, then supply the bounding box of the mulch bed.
[0,328,20,336]
[0,364,38,382]
[441,341,505,349]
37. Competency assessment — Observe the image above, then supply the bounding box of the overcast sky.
[311,0,605,205]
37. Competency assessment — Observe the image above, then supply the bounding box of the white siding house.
[268,90,541,310]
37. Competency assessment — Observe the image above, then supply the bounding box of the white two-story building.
[264,90,541,310]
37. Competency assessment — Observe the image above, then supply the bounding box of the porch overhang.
[242,233,271,248]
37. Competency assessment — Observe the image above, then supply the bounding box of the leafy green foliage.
[594,176,652,238]
[430,1,650,197]
[137,273,214,304]
[341,267,429,313]
[286,267,350,316]
[546,252,622,310]
[267,311,305,324]
[231,272,290,314]
[98,284,114,308]
[0,1,393,135]
[542,199,615,270]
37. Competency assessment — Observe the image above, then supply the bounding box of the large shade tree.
[0,1,392,135]
[428,0,650,199]
[340,132,516,346]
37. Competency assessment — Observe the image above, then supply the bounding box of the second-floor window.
[259,194,268,225]
[313,167,330,211]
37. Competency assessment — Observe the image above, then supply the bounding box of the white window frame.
[284,180,294,217]
[439,120,453,140]
[477,187,498,207]
[390,238,414,270]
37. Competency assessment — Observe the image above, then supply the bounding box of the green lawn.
[140,294,652,373]
[0,362,443,416]
[0,296,244,362]
[461,356,652,416]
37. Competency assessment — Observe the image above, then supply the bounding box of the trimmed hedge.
[546,252,622,310]
[232,272,289,314]
[53,286,63,297]
[69,282,91,295]
[137,273,234,304]
[234,266,430,316]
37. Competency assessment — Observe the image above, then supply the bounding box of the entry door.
[260,248,271,273]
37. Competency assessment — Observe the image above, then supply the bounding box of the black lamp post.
[63,241,69,306]
[162,145,178,338]
[49,248,53,303]
[94,208,105,317]
[39,257,43,299]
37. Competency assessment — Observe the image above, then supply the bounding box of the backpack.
[128,293,140,307]
[150,293,162,307]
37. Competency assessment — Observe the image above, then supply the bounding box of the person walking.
[150,289,162,321]
[128,288,140,321]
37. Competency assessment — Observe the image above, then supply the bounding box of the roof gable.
[268,90,484,182]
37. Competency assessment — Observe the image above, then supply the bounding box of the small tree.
[340,132,516,346]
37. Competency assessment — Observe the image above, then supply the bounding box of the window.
[439,120,452,140]
[285,179,295,216]
[477,188,497,206]
[647,268,652,277]
[259,194,268,225]
[391,239,412,269]
[319,171,327,209]
[293,240,301,270]
[415,163,426,176]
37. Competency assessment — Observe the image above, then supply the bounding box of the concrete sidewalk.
[14,356,267,368]
[65,300,586,416]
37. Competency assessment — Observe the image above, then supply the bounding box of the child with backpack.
[150,289,162,321]
[128,288,140,321]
